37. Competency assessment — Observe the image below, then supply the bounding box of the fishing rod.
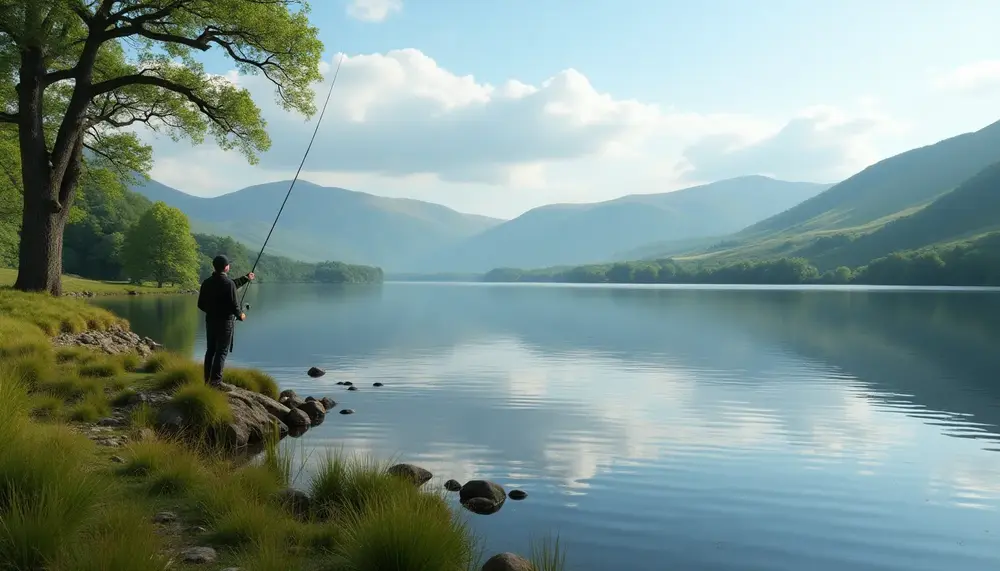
[232,52,346,344]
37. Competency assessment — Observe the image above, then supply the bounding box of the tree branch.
[90,74,245,139]
[0,113,18,124]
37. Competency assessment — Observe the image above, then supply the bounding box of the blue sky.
[148,0,1000,218]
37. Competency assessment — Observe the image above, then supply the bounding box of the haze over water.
[96,283,1000,571]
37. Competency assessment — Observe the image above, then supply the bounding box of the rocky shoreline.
[63,288,198,298]
[54,323,538,570]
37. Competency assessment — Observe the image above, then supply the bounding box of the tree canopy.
[0,0,324,294]
[122,200,199,286]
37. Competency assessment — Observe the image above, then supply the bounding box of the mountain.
[804,159,1000,269]
[677,118,1000,265]
[415,176,830,273]
[129,179,504,271]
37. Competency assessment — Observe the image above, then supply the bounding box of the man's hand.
[239,312,246,321]
[247,272,255,281]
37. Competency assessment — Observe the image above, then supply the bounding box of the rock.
[153,511,177,524]
[482,553,534,571]
[335,381,344,386]
[387,463,433,486]
[307,367,325,378]
[339,408,355,415]
[444,479,462,492]
[508,489,528,500]
[238,390,291,419]
[279,389,298,401]
[179,546,217,564]
[305,396,316,402]
[347,386,358,391]
[189,526,208,534]
[463,497,502,515]
[277,488,312,519]
[285,408,311,428]
[298,400,326,424]
[110,455,125,464]
[51,324,156,357]
[460,480,506,515]
[156,387,292,449]
[373,382,384,387]
[96,417,124,427]
[342,381,353,387]
[320,397,336,410]
[96,437,122,447]
[281,394,306,409]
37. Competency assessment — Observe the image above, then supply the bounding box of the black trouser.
[204,317,235,384]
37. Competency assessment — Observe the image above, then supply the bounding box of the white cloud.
[140,48,898,217]
[346,0,402,22]
[675,105,896,183]
[932,60,1000,93]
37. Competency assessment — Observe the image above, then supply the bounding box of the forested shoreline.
[483,232,1000,287]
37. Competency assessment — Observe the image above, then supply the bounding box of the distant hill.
[416,176,830,273]
[679,118,1000,265]
[805,159,1000,269]
[129,179,504,271]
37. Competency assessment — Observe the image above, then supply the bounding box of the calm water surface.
[95,283,1000,571]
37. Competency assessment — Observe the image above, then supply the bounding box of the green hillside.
[669,118,1000,265]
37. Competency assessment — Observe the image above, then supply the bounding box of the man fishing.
[197,255,255,387]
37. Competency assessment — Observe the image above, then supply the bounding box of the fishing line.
[236,51,346,315]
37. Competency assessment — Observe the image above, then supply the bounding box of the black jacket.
[197,272,250,321]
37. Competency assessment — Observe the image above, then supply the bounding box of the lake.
[95,282,1000,571]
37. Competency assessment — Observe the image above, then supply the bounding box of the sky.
[140,0,1000,219]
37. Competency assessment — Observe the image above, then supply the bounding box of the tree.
[122,201,199,287]
[0,1,323,294]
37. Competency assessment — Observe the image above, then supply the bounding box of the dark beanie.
[212,255,230,272]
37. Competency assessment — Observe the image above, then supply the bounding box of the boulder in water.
[387,463,433,486]
[307,367,325,378]
[460,480,506,515]
[481,553,533,571]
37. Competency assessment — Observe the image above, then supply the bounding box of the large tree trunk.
[12,39,92,297]
[14,188,71,295]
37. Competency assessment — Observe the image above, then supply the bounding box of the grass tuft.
[151,361,202,390]
[51,500,165,571]
[142,351,181,374]
[308,450,411,518]
[69,392,111,423]
[333,490,478,571]
[530,535,568,571]
[55,346,97,365]
[169,383,233,430]
[223,367,280,399]
[0,423,105,570]
[78,358,124,379]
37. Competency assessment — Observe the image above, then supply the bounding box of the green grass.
[142,351,183,373]
[151,360,202,390]
[0,267,185,296]
[0,289,124,335]
[78,358,125,379]
[308,450,409,518]
[333,490,480,571]
[69,392,111,422]
[168,383,234,430]
[223,367,280,399]
[531,535,568,571]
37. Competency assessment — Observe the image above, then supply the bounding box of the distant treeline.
[0,176,382,285]
[483,232,1000,287]
[194,235,383,284]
